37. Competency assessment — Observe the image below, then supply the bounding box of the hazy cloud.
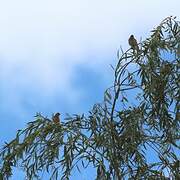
[0,0,179,120]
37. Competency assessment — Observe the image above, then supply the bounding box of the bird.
[128,35,139,52]
[52,112,60,124]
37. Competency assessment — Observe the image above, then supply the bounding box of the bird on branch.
[128,35,139,52]
[52,112,60,124]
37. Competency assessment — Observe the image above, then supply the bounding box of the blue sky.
[0,0,180,179]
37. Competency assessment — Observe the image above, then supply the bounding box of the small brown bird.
[52,112,60,124]
[128,35,139,52]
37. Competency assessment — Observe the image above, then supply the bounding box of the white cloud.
[0,0,180,115]
[1,0,179,59]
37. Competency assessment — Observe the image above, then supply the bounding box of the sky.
[0,0,180,179]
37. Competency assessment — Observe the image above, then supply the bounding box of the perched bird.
[52,112,60,124]
[128,35,139,52]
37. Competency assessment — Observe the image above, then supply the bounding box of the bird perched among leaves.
[52,112,60,124]
[128,35,139,52]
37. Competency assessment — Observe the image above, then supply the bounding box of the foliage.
[0,16,180,179]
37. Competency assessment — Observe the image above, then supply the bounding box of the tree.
[0,16,179,180]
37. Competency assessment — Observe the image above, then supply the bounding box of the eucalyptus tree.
[0,16,179,179]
